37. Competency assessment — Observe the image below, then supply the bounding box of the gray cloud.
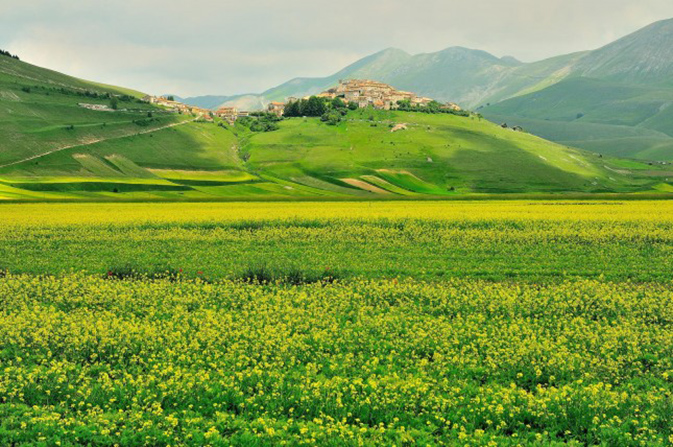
[1,0,673,96]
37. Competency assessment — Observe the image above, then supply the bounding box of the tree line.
[395,99,470,116]
[283,96,358,125]
[0,49,20,60]
[285,96,469,121]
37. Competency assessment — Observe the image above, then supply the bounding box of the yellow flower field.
[0,200,671,445]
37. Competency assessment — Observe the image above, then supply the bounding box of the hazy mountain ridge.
[177,18,673,160]
[481,18,673,160]
[571,19,673,84]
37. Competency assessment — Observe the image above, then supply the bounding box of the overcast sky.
[2,0,673,97]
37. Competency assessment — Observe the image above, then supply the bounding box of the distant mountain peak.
[374,47,410,57]
[500,55,522,65]
[573,16,673,82]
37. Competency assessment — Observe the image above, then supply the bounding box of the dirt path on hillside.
[0,118,195,169]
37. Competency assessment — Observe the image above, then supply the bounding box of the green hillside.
[482,77,673,160]
[1,53,671,201]
[242,109,644,195]
[215,18,673,161]
[571,19,673,85]
[0,54,189,168]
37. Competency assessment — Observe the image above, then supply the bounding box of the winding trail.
[0,117,196,169]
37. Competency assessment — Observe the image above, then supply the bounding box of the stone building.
[267,101,286,116]
[216,107,238,123]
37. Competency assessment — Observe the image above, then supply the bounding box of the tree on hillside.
[110,97,119,110]
[284,96,330,118]
[331,97,346,109]
[396,99,412,110]
[0,49,19,60]
[426,101,442,113]
[305,96,326,116]
[284,100,300,117]
[321,110,343,126]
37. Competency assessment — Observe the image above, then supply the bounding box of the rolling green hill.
[480,19,673,161]
[482,77,673,160]
[241,109,658,195]
[1,52,671,201]
[0,54,190,167]
[201,18,673,161]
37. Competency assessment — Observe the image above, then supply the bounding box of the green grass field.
[2,55,673,200]
[0,200,671,446]
[6,110,668,201]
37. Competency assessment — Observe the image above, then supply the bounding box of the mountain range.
[178,18,673,161]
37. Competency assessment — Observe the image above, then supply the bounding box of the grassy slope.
[0,56,188,166]
[261,20,673,163]
[2,108,670,200]
[0,55,669,200]
[0,56,222,199]
[244,109,659,194]
[482,77,673,161]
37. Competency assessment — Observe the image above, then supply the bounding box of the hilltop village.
[142,79,462,124]
[141,95,213,118]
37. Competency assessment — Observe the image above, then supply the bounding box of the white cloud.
[1,0,672,96]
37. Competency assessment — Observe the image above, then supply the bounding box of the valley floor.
[0,200,671,445]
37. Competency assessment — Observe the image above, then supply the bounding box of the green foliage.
[283,96,329,117]
[320,109,344,125]
[395,99,469,116]
[238,113,281,132]
[305,96,326,116]
[0,48,19,60]
[283,99,300,117]
[396,99,411,109]
[331,97,346,109]
[132,117,155,127]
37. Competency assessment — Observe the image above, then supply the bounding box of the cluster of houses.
[142,95,254,124]
[213,107,251,124]
[265,79,462,115]
[141,95,212,118]
[143,80,461,123]
[319,79,436,110]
